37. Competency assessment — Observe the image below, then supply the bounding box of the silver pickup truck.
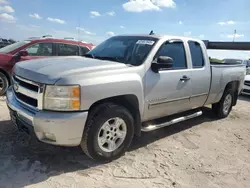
[6,35,246,161]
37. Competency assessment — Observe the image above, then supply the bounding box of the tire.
[80,103,134,162]
[0,72,9,96]
[212,89,233,118]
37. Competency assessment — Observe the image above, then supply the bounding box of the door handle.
[180,75,190,81]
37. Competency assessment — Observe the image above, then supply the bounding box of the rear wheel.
[212,89,233,118]
[80,103,134,161]
[0,72,9,96]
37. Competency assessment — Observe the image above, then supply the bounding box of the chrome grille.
[12,75,43,110]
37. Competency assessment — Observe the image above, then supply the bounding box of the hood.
[14,56,127,84]
[0,53,13,65]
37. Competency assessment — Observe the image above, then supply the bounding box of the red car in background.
[0,36,95,95]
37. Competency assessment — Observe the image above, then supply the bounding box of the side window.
[81,46,90,55]
[188,41,204,68]
[156,42,187,69]
[58,44,79,56]
[26,43,53,56]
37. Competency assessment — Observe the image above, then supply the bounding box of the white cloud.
[90,11,101,18]
[0,5,14,13]
[16,24,40,31]
[47,17,65,24]
[106,31,115,36]
[29,13,42,19]
[179,21,183,24]
[199,34,205,39]
[184,31,191,36]
[0,13,16,22]
[107,11,115,16]
[84,30,96,35]
[123,0,176,12]
[76,27,85,31]
[220,33,244,39]
[217,20,235,25]
[0,0,8,4]
[120,25,125,29]
[76,27,96,35]
[227,34,244,38]
[151,0,176,8]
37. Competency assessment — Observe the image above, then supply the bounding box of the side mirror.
[151,56,173,73]
[19,50,28,57]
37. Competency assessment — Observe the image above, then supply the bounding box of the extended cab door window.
[188,41,204,68]
[188,40,210,108]
[156,41,187,70]
[26,43,53,56]
[57,43,79,56]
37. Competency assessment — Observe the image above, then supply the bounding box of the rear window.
[57,43,79,56]
[0,41,31,53]
[188,41,204,68]
[80,46,90,55]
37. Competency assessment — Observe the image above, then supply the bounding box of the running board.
[141,110,202,132]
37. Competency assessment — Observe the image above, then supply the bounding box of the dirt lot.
[0,96,250,188]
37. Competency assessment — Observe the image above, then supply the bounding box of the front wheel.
[0,72,9,96]
[212,89,233,118]
[80,103,134,161]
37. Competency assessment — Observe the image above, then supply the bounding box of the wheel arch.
[0,68,11,85]
[223,80,240,106]
[88,94,142,137]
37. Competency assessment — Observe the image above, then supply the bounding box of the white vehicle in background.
[242,75,250,96]
[242,60,250,95]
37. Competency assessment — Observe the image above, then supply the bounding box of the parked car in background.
[243,60,250,68]
[241,60,250,95]
[0,38,7,48]
[6,34,245,161]
[242,75,250,96]
[0,36,95,95]
[222,58,243,64]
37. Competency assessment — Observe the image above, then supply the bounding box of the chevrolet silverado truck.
[6,35,246,161]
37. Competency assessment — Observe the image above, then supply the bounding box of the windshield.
[0,41,31,53]
[86,36,158,65]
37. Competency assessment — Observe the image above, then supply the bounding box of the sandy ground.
[0,96,250,188]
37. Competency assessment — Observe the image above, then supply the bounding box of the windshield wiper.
[83,54,95,58]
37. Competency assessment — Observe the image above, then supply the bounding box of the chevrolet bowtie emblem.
[14,82,19,92]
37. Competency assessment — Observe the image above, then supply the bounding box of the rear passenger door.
[56,43,80,56]
[188,41,211,108]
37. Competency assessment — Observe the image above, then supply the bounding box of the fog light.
[44,132,56,141]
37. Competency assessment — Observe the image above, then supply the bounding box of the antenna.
[77,14,81,47]
[149,30,154,35]
[233,29,236,42]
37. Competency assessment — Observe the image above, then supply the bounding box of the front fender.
[56,73,144,115]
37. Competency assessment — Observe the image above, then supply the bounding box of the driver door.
[143,40,192,121]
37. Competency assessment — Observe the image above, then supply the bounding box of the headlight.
[44,85,80,111]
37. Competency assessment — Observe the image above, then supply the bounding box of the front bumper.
[242,84,250,95]
[6,86,88,146]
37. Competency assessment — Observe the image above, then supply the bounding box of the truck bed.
[205,63,246,105]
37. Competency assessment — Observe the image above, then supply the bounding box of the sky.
[0,0,250,59]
